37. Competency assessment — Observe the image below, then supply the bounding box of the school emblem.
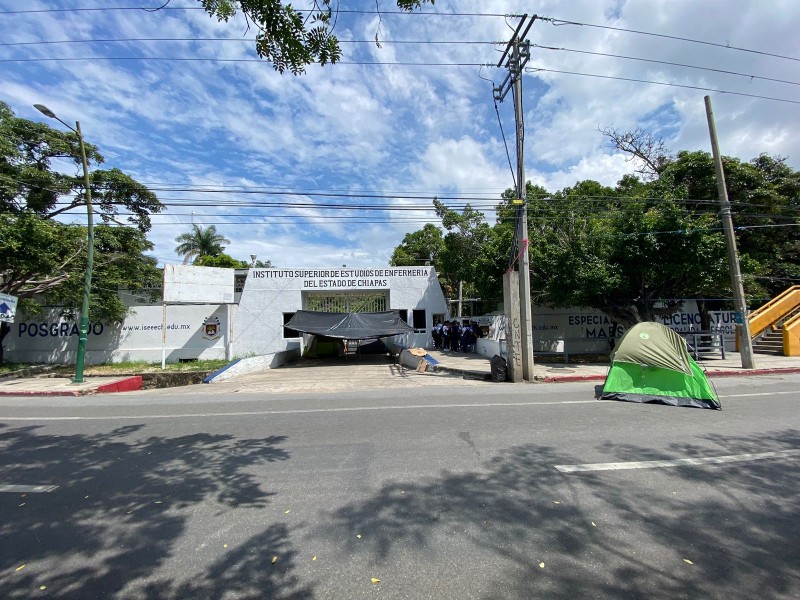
[202,315,222,340]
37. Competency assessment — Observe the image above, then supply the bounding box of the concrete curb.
[204,350,301,383]
[539,374,607,383]
[538,366,800,383]
[0,388,85,397]
[0,375,143,397]
[431,364,492,381]
[704,366,800,378]
[95,376,143,394]
[203,359,242,383]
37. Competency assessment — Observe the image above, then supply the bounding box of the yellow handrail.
[783,310,800,356]
[748,285,800,338]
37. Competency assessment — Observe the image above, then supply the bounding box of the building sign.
[250,268,430,290]
[0,293,18,323]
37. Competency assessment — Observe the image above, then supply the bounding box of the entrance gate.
[304,291,387,313]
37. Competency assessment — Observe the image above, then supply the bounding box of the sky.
[2,0,799,268]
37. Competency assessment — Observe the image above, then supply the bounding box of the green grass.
[0,362,23,374]
[52,359,231,375]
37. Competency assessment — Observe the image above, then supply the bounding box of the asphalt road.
[1,374,798,599]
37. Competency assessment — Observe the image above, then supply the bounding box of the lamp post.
[34,103,94,383]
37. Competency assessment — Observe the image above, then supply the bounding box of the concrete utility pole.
[704,95,756,369]
[494,15,536,381]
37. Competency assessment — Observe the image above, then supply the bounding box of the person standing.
[432,321,442,350]
[450,320,461,352]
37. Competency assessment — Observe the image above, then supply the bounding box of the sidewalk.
[1,352,799,397]
[426,350,800,382]
[0,375,142,397]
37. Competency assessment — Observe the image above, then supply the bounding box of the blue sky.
[2,0,799,268]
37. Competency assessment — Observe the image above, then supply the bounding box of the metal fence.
[305,292,387,313]
[681,331,727,359]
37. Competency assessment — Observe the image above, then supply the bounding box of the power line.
[534,44,800,88]
[3,6,794,65]
[0,6,522,17]
[6,36,797,89]
[0,37,503,47]
[0,56,492,67]
[4,54,798,104]
[525,66,800,105]
[538,15,800,63]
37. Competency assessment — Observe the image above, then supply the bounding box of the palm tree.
[174,224,231,263]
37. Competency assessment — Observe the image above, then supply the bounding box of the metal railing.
[681,331,726,359]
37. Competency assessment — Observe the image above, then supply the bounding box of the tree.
[0,102,162,232]
[0,102,164,363]
[652,150,800,302]
[174,225,231,263]
[194,253,249,269]
[525,177,731,328]
[390,223,444,268]
[600,126,672,180]
[0,215,160,363]
[432,198,495,311]
[196,0,433,74]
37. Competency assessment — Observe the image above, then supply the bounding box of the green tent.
[600,322,721,410]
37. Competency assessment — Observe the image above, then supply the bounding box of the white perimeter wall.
[6,303,231,365]
[473,303,737,358]
[5,270,735,365]
[234,267,448,356]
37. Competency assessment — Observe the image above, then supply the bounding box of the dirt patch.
[42,370,215,389]
[140,371,215,389]
[536,353,611,365]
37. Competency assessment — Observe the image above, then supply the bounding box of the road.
[1,373,798,599]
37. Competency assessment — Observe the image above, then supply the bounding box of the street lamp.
[34,103,94,384]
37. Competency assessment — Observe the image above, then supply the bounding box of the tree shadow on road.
[0,424,310,599]
[319,429,800,599]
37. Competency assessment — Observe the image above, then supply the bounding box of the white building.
[6,266,450,364]
[5,263,734,365]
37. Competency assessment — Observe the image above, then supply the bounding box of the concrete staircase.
[747,287,800,357]
[752,327,785,355]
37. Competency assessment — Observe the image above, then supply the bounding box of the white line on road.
[554,448,800,473]
[720,391,797,398]
[0,484,58,493]
[0,389,795,422]
[0,400,599,421]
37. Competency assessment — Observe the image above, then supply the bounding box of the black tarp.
[285,310,414,340]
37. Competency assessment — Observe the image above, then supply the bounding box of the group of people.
[432,320,483,353]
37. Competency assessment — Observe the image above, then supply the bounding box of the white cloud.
[4,0,799,269]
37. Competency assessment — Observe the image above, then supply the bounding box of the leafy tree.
[433,198,493,306]
[196,0,433,74]
[0,102,164,362]
[194,253,249,269]
[43,225,161,320]
[252,258,274,268]
[174,224,231,263]
[0,102,162,232]
[652,150,800,302]
[0,215,160,362]
[390,223,444,268]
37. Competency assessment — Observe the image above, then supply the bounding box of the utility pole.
[704,95,756,369]
[494,15,535,381]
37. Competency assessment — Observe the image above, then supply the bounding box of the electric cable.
[538,15,800,63]
[525,66,800,105]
